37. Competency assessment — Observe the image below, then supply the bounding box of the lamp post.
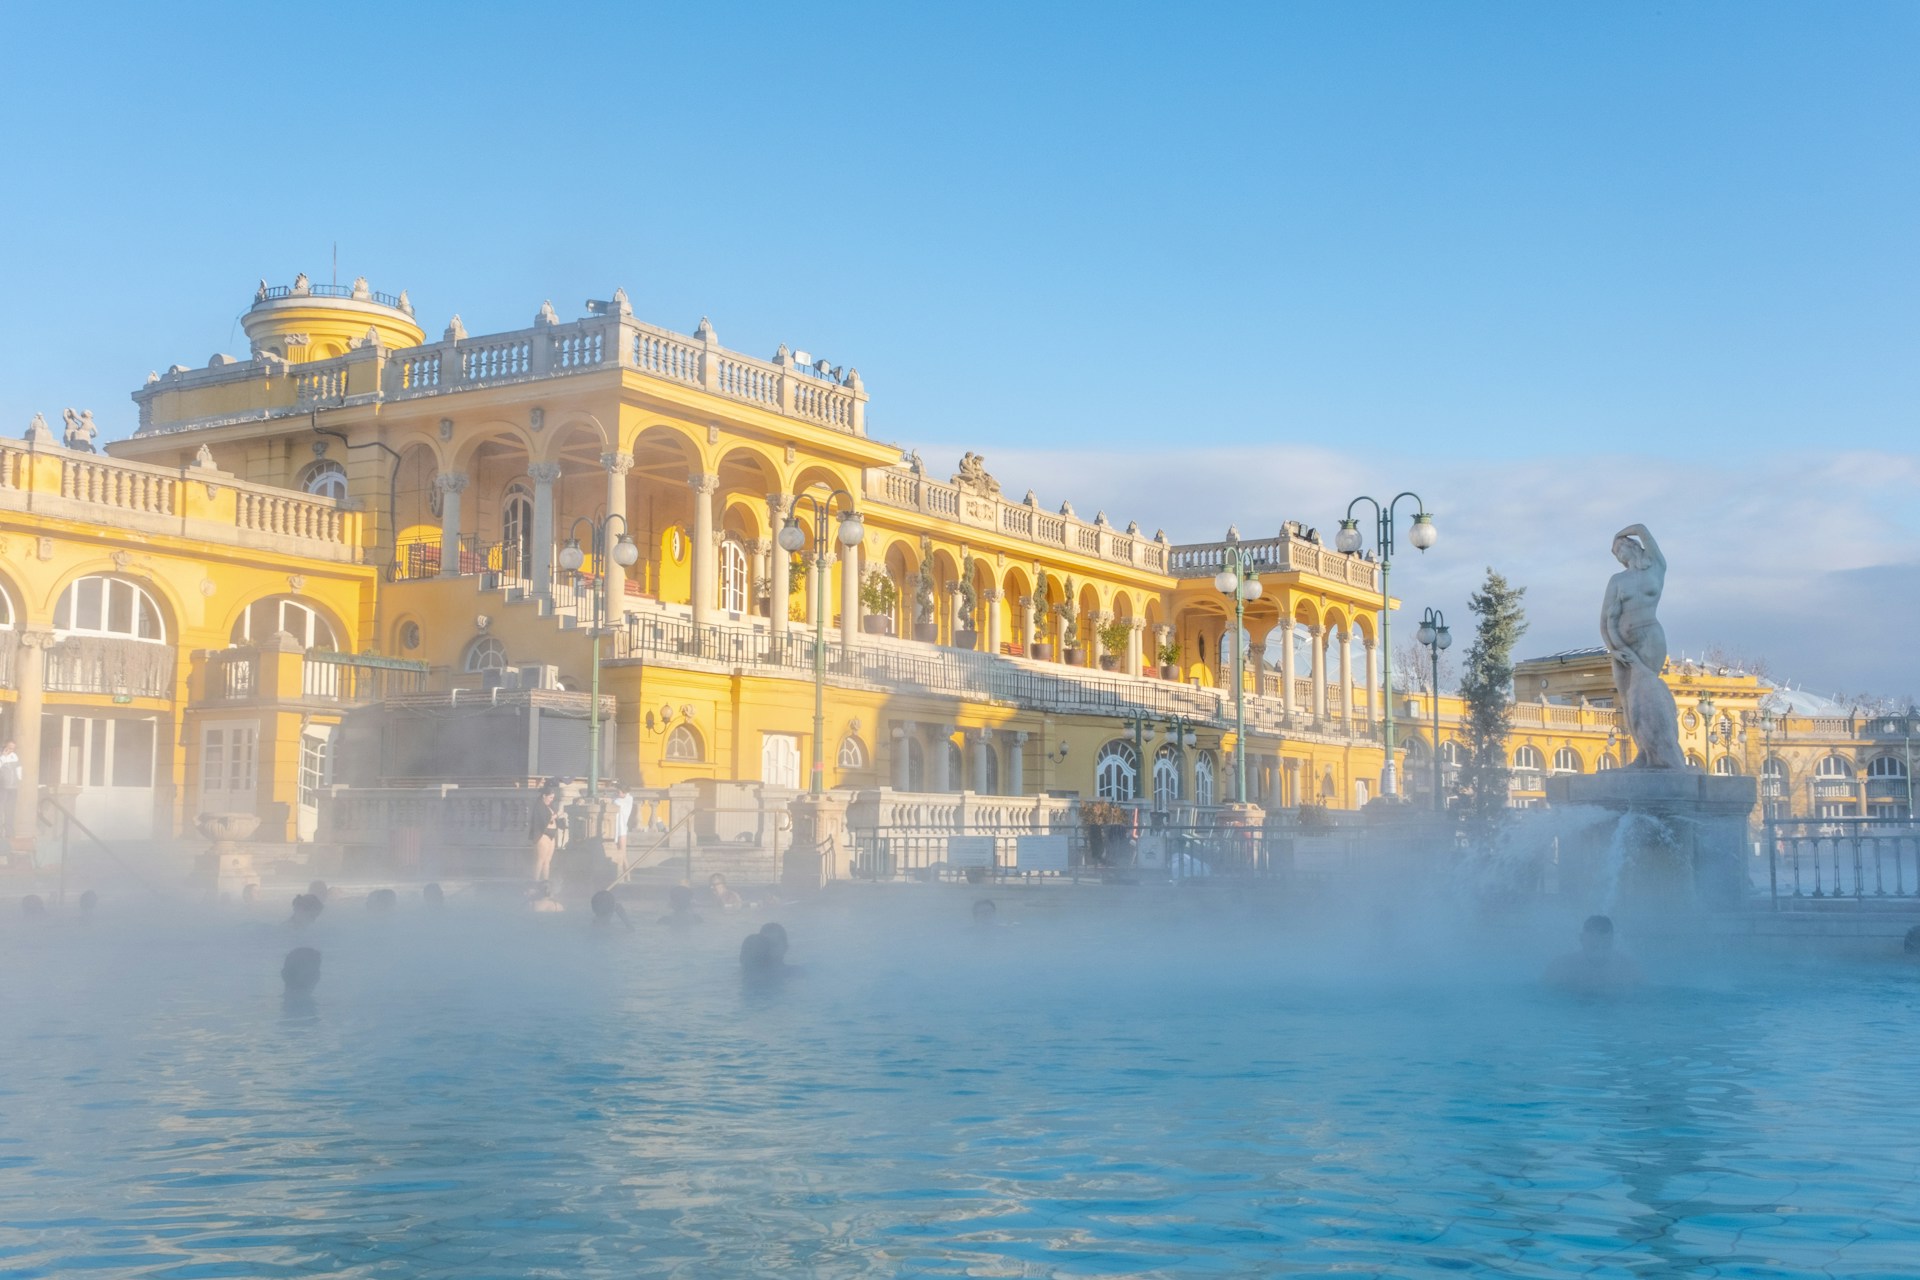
[1748,705,1781,818]
[558,514,640,800]
[1122,712,1154,811]
[1336,493,1438,798]
[1415,607,1452,812]
[777,489,864,796]
[1695,693,1717,772]
[1212,545,1264,805]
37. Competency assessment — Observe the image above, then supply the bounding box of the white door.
[48,715,157,841]
[296,726,335,841]
[200,720,260,815]
[761,733,801,790]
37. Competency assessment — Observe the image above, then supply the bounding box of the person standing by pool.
[0,739,19,847]
[612,783,635,864]
[529,784,565,882]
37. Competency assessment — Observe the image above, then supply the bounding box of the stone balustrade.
[0,436,362,561]
[1168,531,1380,592]
[134,307,868,438]
[847,788,1076,835]
[864,468,1170,572]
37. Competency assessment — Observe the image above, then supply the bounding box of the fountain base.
[1547,769,1757,917]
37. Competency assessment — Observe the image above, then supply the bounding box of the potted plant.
[1157,639,1181,680]
[1097,617,1131,672]
[1057,575,1082,664]
[950,554,980,650]
[1079,799,1135,867]
[911,562,938,643]
[860,568,897,636]
[1027,568,1053,660]
[788,555,808,622]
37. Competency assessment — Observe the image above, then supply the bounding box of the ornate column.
[602,452,633,623]
[1088,610,1112,669]
[688,473,719,627]
[1364,640,1379,730]
[766,494,794,637]
[982,589,1001,655]
[743,538,768,620]
[11,630,54,848]
[528,462,563,598]
[434,472,468,577]
[892,722,914,790]
[1309,624,1327,720]
[972,728,993,795]
[1279,620,1297,715]
[839,534,860,645]
[1009,732,1028,797]
[931,726,953,792]
[1338,625,1354,723]
[1126,618,1144,677]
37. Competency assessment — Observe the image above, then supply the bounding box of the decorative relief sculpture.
[60,409,97,453]
[1602,523,1686,770]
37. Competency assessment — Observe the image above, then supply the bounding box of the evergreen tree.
[1452,568,1528,846]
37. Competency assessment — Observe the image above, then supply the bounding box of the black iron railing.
[1764,816,1920,905]
[259,283,407,309]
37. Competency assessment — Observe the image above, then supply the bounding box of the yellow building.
[3,273,1900,870]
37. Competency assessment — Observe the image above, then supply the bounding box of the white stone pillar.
[983,589,1002,655]
[434,472,467,577]
[1338,626,1354,722]
[972,729,992,795]
[688,473,719,627]
[1020,596,1036,653]
[1009,732,1027,796]
[1309,625,1327,719]
[892,722,914,790]
[931,726,952,792]
[10,630,53,848]
[1279,620,1297,714]
[602,452,632,623]
[839,535,860,645]
[528,462,562,597]
[1126,619,1144,677]
[1364,641,1379,730]
[766,494,794,637]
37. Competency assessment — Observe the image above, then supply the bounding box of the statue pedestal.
[1546,770,1758,919]
[786,793,851,896]
[558,798,619,894]
[194,812,261,899]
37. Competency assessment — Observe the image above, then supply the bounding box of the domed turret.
[241,274,424,362]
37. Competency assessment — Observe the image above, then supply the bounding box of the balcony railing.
[865,469,1171,574]
[45,637,176,698]
[1168,532,1381,592]
[258,282,409,309]
[200,647,428,707]
[134,307,868,438]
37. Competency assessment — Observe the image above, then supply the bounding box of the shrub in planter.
[1157,640,1182,680]
[860,568,898,635]
[1097,618,1131,672]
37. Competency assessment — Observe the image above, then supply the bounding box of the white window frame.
[1095,740,1140,803]
[721,540,750,615]
[302,460,348,499]
[54,575,167,643]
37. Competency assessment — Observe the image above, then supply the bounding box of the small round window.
[399,620,422,651]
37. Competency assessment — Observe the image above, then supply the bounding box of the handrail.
[604,811,698,890]
[38,792,171,897]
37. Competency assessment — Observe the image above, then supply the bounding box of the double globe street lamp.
[558,515,641,800]
[1213,545,1263,806]
[1336,493,1437,799]
[778,489,864,796]
[1415,607,1452,811]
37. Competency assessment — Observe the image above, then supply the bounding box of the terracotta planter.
[861,616,894,636]
[951,629,979,651]
[1098,654,1119,671]
[912,622,939,643]
[1159,663,1179,680]
[1065,647,1086,666]
[1029,643,1053,660]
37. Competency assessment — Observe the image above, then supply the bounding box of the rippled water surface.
[1,888,1916,1278]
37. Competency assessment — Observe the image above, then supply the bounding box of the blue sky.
[1,3,1914,693]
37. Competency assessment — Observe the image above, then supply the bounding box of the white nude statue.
[1601,524,1687,769]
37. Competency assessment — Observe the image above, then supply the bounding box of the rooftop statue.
[953,452,1000,497]
[1601,523,1686,769]
[61,408,98,453]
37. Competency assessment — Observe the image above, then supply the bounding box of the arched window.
[301,459,348,499]
[1816,755,1853,779]
[1193,750,1216,807]
[232,597,338,650]
[55,576,166,642]
[1441,741,1465,767]
[1763,757,1787,780]
[1867,756,1909,778]
[1153,744,1183,805]
[1552,748,1583,774]
[1596,753,1617,771]
[665,723,704,762]
[502,482,535,578]
[463,636,507,673]
[837,735,868,769]
[0,581,13,630]
[1512,745,1543,771]
[1713,756,1739,776]
[721,540,750,615]
[1095,740,1140,802]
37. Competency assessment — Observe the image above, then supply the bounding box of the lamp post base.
[785,792,851,895]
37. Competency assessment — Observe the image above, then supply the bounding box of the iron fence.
[1764,816,1920,905]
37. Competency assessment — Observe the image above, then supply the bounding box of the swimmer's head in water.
[758,921,788,962]
[21,894,46,918]
[282,946,322,994]
[366,888,397,914]
[590,890,617,920]
[290,893,323,923]
[668,885,693,912]
[1581,914,1614,958]
[307,880,330,902]
[740,931,774,972]
[972,899,997,923]
[422,883,444,907]
[709,873,728,888]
